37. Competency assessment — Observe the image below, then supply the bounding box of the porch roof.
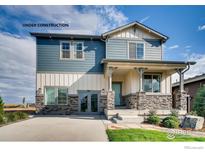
[101,59,196,74]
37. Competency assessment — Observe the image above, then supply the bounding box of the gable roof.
[102,21,169,42]
[172,73,205,87]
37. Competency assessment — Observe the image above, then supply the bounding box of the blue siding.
[37,38,105,73]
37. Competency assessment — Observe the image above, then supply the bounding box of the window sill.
[59,58,85,61]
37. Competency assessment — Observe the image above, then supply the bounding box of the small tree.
[193,86,205,117]
[0,96,4,116]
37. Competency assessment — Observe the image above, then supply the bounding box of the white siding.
[37,72,108,94]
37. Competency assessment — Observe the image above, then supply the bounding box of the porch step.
[112,115,144,124]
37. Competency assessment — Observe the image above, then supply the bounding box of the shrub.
[0,114,5,124]
[0,96,4,116]
[147,115,160,125]
[187,111,198,116]
[147,110,160,125]
[16,112,28,119]
[5,112,19,122]
[162,116,180,128]
[193,86,205,117]
[170,109,179,117]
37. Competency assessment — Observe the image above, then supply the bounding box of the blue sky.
[0,6,205,103]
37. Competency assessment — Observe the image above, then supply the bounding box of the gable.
[102,21,168,42]
[109,25,161,40]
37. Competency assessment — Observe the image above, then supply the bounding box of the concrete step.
[112,115,144,124]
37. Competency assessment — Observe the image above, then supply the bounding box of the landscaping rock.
[181,115,204,130]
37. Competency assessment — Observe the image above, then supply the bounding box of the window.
[74,42,83,59]
[61,42,70,59]
[60,41,84,60]
[143,74,161,93]
[137,43,144,59]
[45,87,68,105]
[129,42,144,59]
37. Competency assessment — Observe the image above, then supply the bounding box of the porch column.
[135,68,146,92]
[108,67,113,91]
[176,69,185,93]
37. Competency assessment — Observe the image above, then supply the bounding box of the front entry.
[112,82,122,106]
[78,91,99,113]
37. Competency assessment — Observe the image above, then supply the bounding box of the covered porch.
[101,59,195,118]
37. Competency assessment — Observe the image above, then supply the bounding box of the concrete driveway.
[0,115,109,141]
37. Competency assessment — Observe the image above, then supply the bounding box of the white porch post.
[135,68,146,92]
[176,69,185,93]
[108,67,113,91]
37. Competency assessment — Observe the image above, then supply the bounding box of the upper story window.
[61,42,70,59]
[129,42,144,60]
[60,41,84,60]
[143,74,161,93]
[74,42,83,59]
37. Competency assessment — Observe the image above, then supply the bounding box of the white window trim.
[143,73,162,93]
[73,41,85,60]
[60,41,71,60]
[59,41,85,60]
[44,86,68,105]
[127,41,145,60]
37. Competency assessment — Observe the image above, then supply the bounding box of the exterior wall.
[124,92,172,110]
[172,79,205,111]
[117,70,172,95]
[37,72,108,95]
[37,38,105,73]
[106,26,162,60]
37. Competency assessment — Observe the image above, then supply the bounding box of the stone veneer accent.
[124,94,137,109]
[124,92,172,110]
[99,91,107,112]
[106,91,115,110]
[35,88,79,115]
[174,91,187,111]
[137,92,172,110]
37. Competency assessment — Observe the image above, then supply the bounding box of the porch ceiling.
[102,59,196,75]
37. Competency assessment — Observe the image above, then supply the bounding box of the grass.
[106,128,205,142]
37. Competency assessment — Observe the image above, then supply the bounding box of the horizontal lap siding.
[106,38,162,60]
[145,39,162,60]
[106,39,128,59]
[37,38,105,72]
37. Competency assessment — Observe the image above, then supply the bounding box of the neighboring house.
[31,21,196,118]
[172,74,205,112]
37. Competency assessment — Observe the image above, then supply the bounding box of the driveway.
[0,115,109,141]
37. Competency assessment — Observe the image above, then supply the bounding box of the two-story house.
[31,21,195,119]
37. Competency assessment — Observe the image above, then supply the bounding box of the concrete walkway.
[0,115,109,141]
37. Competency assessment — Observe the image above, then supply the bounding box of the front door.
[79,91,99,113]
[112,83,122,106]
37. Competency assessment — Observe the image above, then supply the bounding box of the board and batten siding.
[106,26,162,60]
[37,72,108,94]
[37,38,105,73]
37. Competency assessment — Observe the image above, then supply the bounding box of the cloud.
[185,45,191,48]
[0,6,128,103]
[1,6,128,35]
[198,25,205,31]
[0,32,35,103]
[169,45,179,49]
[140,16,150,23]
[172,53,205,83]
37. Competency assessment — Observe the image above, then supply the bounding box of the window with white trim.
[129,42,144,59]
[60,41,84,59]
[74,42,83,59]
[61,42,70,59]
[143,74,161,93]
